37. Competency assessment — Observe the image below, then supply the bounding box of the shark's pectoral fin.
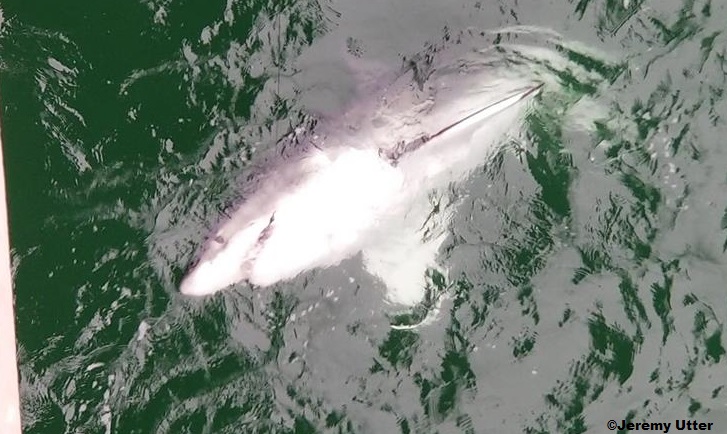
[361,222,447,306]
[388,268,449,330]
[361,226,449,329]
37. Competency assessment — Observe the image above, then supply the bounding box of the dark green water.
[2,0,727,433]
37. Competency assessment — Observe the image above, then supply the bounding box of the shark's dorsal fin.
[378,134,431,166]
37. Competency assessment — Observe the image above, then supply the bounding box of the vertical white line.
[0,105,22,433]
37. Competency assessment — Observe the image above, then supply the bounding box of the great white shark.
[179,46,544,305]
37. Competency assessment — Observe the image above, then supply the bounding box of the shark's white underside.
[180,68,541,305]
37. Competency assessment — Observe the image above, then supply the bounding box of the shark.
[179,49,543,306]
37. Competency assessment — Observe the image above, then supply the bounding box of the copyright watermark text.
[606,419,714,432]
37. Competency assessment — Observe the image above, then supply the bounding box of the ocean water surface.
[1,0,727,432]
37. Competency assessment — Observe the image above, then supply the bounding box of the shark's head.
[179,214,274,296]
